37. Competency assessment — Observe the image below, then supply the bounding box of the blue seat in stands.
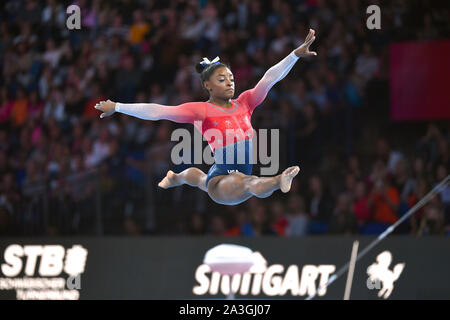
[362,223,390,235]
[308,221,329,234]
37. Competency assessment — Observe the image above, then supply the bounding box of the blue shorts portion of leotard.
[205,138,253,188]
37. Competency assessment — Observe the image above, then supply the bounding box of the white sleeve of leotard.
[242,50,300,111]
[114,102,203,124]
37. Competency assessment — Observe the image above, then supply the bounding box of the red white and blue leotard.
[115,50,300,186]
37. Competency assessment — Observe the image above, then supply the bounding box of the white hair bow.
[200,56,220,67]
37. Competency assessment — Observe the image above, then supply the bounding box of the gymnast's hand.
[294,28,317,58]
[95,99,116,119]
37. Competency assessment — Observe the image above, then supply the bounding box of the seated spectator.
[208,214,227,236]
[270,200,288,236]
[225,209,248,236]
[354,43,379,87]
[409,178,429,235]
[285,195,309,237]
[418,202,445,236]
[343,173,357,198]
[307,174,334,223]
[375,137,404,175]
[0,172,21,221]
[393,159,416,234]
[189,212,206,235]
[368,174,400,224]
[43,88,66,124]
[241,204,276,236]
[393,159,415,205]
[412,156,426,181]
[347,154,362,180]
[417,124,444,166]
[27,90,44,121]
[436,138,449,169]
[329,193,357,234]
[367,158,389,188]
[295,103,322,165]
[10,88,28,127]
[353,180,371,227]
[0,87,13,124]
[128,10,150,45]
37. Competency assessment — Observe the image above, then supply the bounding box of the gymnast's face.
[204,67,235,100]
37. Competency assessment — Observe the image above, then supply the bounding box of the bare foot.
[280,166,300,193]
[158,170,181,189]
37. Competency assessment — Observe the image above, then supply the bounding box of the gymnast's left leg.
[158,167,208,192]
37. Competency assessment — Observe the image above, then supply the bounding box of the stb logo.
[366,251,405,299]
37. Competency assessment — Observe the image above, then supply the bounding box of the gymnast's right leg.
[158,167,208,192]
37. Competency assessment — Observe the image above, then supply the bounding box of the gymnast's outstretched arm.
[94,99,203,124]
[242,28,318,111]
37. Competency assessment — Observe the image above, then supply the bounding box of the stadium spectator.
[225,209,248,236]
[285,194,309,237]
[241,204,276,236]
[270,200,288,236]
[368,173,400,225]
[307,174,333,223]
[189,212,206,236]
[329,192,358,234]
[208,214,227,236]
[353,180,371,227]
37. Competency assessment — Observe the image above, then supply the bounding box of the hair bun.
[195,62,205,74]
[195,57,221,74]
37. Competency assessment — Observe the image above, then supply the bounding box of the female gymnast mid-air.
[95,29,318,206]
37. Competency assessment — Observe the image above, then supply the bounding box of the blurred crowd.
[0,0,448,236]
